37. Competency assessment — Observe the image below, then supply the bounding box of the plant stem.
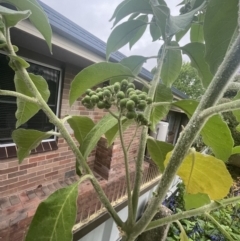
[130,21,240,240]
[204,213,235,241]
[5,27,123,228]
[131,44,166,220]
[200,99,240,119]
[0,89,37,103]
[127,125,139,152]
[118,115,134,225]
[145,196,240,232]
[152,101,172,107]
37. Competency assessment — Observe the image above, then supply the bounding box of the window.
[0,53,62,147]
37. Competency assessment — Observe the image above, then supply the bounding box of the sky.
[40,0,189,70]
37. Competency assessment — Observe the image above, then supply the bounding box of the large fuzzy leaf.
[80,114,119,158]
[147,137,173,172]
[112,0,152,27]
[181,43,213,88]
[165,151,233,200]
[12,129,51,163]
[184,193,211,210]
[67,116,95,145]
[0,5,31,27]
[106,20,148,60]
[150,83,173,131]
[69,62,134,105]
[167,1,206,37]
[25,182,79,241]
[204,0,238,74]
[5,0,52,51]
[150,16,162,42]
[14,73,50,127]
[129,15,148,49]
[161,41,182,87]
[190,14,204,43]
[174,100,234,161]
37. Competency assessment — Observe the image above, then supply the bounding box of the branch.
[204,213,235,241]
[131,12,240,238]
[118,115,134,224]
[227,81,240,91]
[0,89,37,104]
[199,99,240,120]
[5,27,123,228]
[127,125,139,152]
[131,43,167,220]
[145,196,240,232]
[108,109,119,120]
[46,131,62,137]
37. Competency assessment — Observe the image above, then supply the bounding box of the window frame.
[0,51,63,147]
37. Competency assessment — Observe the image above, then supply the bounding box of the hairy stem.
[118,116,134,225]
[130,19,240,241]
[0,89,37,103]
[5,28,123,227]
[127,125,139,152]
[145,196,240,231]
[204,213,235,241]
[131,44,166,220]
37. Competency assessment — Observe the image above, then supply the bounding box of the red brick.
[19,172,37,181]
[29,155,46,163]
[45,153,59,159]
[0,177,18,186]
[0,167,18,175]
[45,171,58,178]
[8,170,27,178]
[19,163,37,170]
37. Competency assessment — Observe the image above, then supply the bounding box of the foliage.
[1,0,240,241]
[166,183,240,241]
[173,62,205,100]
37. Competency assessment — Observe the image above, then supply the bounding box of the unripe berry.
[126,111,137,119]
[146,97,153,104]
[113,82,120,92]
[126,100,135,111]
[127,88,135,95]
[130,94,139,104]
[91,95,99,104]
[119,98,128,109]
[97,101,105,109]
[97,92,103,100]
[86,89,92,95]
[83,96,91,104]
[103,89,111,98]
[117,91,125,99]
[96,87,102,93]
[138,100,147,111]
[104,101,111,109]
[127,83,135,89]
[89,91,96,96]
[139,93,147,100]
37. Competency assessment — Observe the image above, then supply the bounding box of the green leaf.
[175,221,189,241]
[147,137,173,172]
[6,0,52,51]
[174,100,234,161]
[191,0,205,9]
[150,83,173,130]
[8,54,30,68]
[129,15,148,49]
[69,62,134,106]
[25,182,78,241]
[181,43,213,88]
[12,129,51,163]
[151,3,170,40]
[128,13,140,20]
[67,116,95,146]
[161,41,182,87]
[0,5,31,27]
[167,1,206,37]
[150,17,161,42]
[175,25,190,42]
[232,146,240,155]
[112,0,152,27]
[184,193,211,210]
[165,151,233,200]
[80,114,118,158]
[120,55,147,76]
[190,14,204,43]
[105,118,134,147]
[106,20,148,60]
[204,0,238,74]
[14,73,50,127]
[109,0,130,21]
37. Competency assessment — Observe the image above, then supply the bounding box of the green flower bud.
[126,100,135,111]
[119,98,128,109]
[91,95,99,104]
[137,100,147,111]
[103,89,111,98]
[127,83,135,89]
[126,111,137,119]
[117,91,125,99]
[97,101,105,109]
[146,97,153,104]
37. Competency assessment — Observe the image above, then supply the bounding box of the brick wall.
[0,64,151,241]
